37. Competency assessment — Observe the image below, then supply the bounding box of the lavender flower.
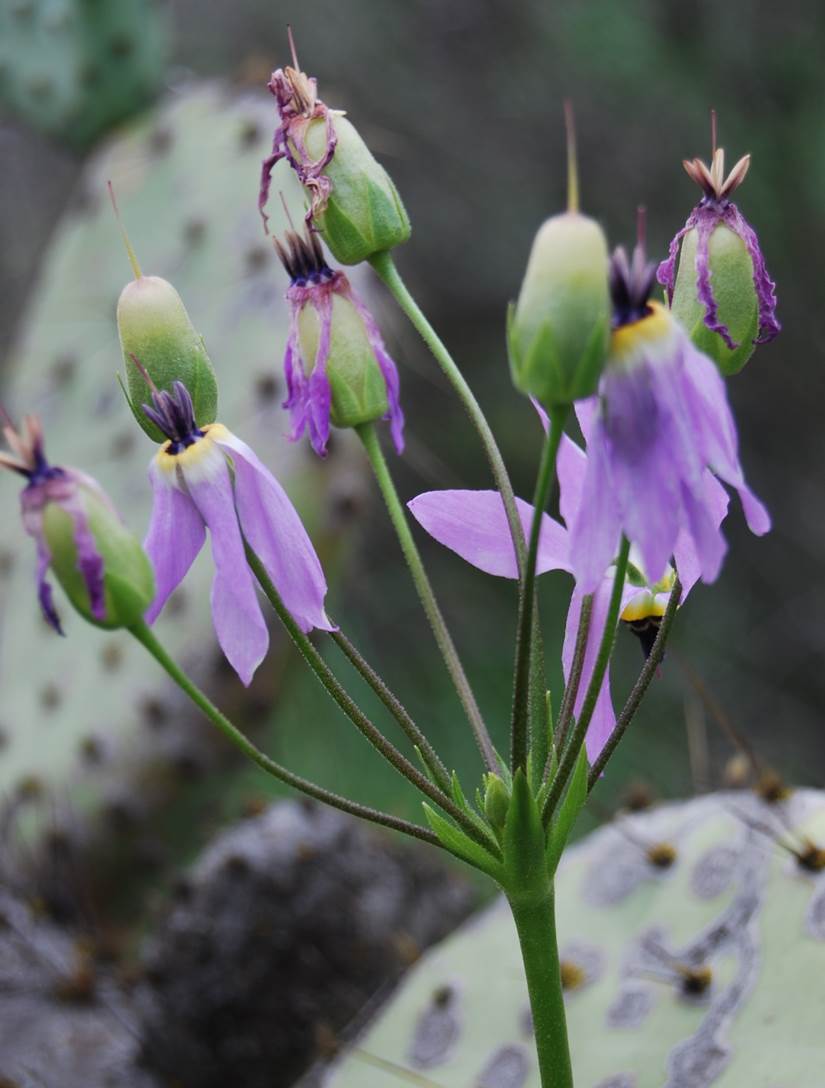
[570,240,770,594]
[407,409,722,761]
[1,413,154,634]
[276,227,404,458]
[657,142,780,352]
[142,382,333,685]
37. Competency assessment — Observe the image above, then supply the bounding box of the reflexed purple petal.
[185,458,270,686]
[678,479,727,585]
[725,203,780,344]
[282,331,310,443]
[679,336,771,536]
[214,431,334,633]
[673,472,729,595]
[349,289,405,454]
[574,396,598,445]
[307,292,333,457]
[570,422,622,593]
[529,397,586,532]
[34,529,63,635]
[143,461,206,625]
[408,490,571,579]
[68,499,105,621]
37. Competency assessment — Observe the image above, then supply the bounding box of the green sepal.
[305,115,411,266]
[671,224,759,376]
[422,803,502,880]
[545,743,588,876]
[502,768,548,896]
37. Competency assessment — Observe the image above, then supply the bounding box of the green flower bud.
[302,113,411,266]
[117,274,219,442]
[670,225,758,376]
[483,773,511,833]
[298,294,389,428]
[508,211,610,406]
[44,483,155,630]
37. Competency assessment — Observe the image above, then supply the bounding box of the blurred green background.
[2,0,824,863]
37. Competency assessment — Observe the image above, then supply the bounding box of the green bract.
[302,114,410,266]
[508,212,610,407]
[117,275,219,442]
[670,224,759,375]
[43,484,155,630]
[297,294,389,429]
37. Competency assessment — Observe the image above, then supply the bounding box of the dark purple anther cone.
[657,145,780,349]
[142,381,204,453]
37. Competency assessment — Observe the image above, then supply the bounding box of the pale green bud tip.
[117,275,219,442]
[483,773,511,831]
[508,212,610,406]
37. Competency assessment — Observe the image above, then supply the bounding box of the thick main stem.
[129,621,438,845]
[508,886,574,1088]
[369,251,526,576]
[511,406,568,771]
[357,422,497,771]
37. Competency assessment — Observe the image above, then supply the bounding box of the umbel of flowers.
[0,40,781,1088]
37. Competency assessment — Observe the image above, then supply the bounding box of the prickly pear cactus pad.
[0,0,168,149]
[320,790,825,1088]
[0,83,362,848]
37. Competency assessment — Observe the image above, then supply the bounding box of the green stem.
[508,886,574,1088]
[542,537,630,825]
[553,594,593,758]
[511,406,568,772]
[128,620,438,846]
[330,626,451,793]
[357,421,497,772]
[369,251,526,576]
[588,575,682,789]
[246,543,500,857]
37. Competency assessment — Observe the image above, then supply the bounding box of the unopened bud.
[43,480,155,629]
[301,113,410,265]
[483,773,511,832]
[117,275,219,442]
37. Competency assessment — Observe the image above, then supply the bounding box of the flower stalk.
[357,421,497,773]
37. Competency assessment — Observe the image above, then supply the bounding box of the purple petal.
[569,417,622,594]
[678,479,727,586]
[143,461,206,625]
[282,329,311,444]
[33,528,63,635]
[185,458,270,686]
[679,336,771,536]
[307,292,333,457]
[673,471,729,595]
[214,431,334,634]
[529,397,586,531]
[725,203,780,344]
[408,490,571,580]
[65,492,105,622]
[574,396,598,445]
[349,288,405,454]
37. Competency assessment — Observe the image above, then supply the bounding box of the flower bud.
[669,224,758,375]
[42,479,156,630]
[117,274,219,442]
[508,211,610,406]
[300,113,410,265]
[483,773,511,832]
[297,293,389,427]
